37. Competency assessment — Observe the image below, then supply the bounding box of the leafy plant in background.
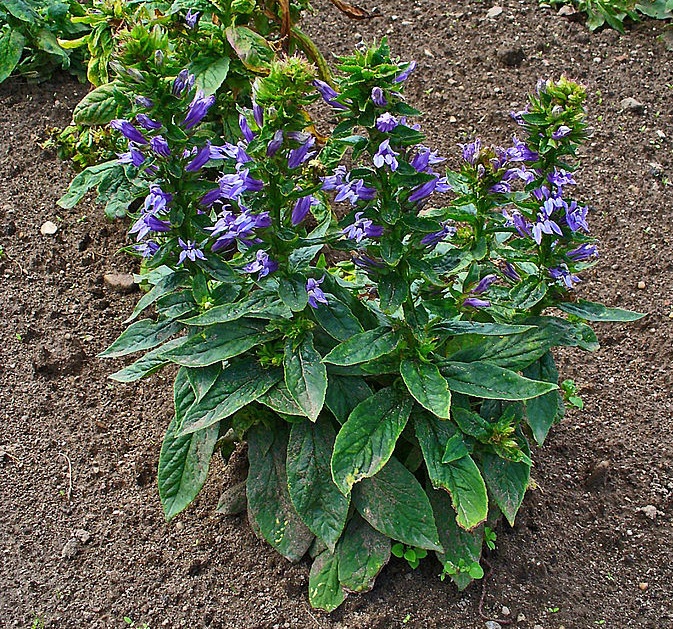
[96,38,644,612]
[0,0,91,83]
[546,0,672,32]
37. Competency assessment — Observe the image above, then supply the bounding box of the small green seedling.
[440,559,484,581]
[392,543,428,569]
[484,526,497,551]
[561,379,584,409]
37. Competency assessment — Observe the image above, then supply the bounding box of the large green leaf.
[192,55,230,96]
[312,295,364,342]
[183,290,288,326]
[324,376,372,424]
[352,456,442,551]
[379,273,408,313]
[246,422,314,562]
[57,160,119,210]
[108,337,185,383]
[125,269,187,323]
[160,319,270,367]
[225,25,274,73]
[173,367,195,430]
[481,449,531,526]
[523,352,564,445]
[559,299,645,322]
[337,513,390,593]
[2,0,39,22]
[433,321,534,337]
[179,361,282,435]
[414,414,488,530]
[308,551,346,612]
[73,81,119,125]
[401,360,451,419]
[287,417,350,551]
[439,361,557,400]
[258,382,304,416]
[284,334,327,422]
[157,414,219,521]
[0,29,25,83]
[185,364,222,403]
[331,388,412,495]
[428,486,483,591]
[99,319,183,358]
[278,274,308,312]
[323,327,401,366]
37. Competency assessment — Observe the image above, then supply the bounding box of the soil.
[1,1,672,627]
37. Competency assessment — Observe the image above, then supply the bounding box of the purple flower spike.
[567,243,598,261]
[549,265,581,289]
[253,103,264,128]
[243,250,278,279]
[136,114,161,130]
[185,142,211,172]
[267,130,284,157]
[472,274,498,295]
[306,277,328,309]
[288,136,316,169]
[134,240,159,258]
[291,194,318,226]
[459,139,482,165]
[333,173,376,205]
[178,238,206,265]
[313,79,348,110]
[552,125,572,140]
[172,69,195,97]
[185,9,200,28]
[565,201,589,232]
[409,175,451,203]
[373,139,399,171]
[144,184,172,214]
[342,212,384,243]
[376,112,398,132]
[394,60,417,83]
[239,114,256,143]
[463,297,491,309]
[183,90,215,130]
[371,87,387,107]
[110,119,148,145]
[150,135,171,158]
[548,168,576,191]
[117,146,145,167]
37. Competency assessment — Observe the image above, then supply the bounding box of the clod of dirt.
[74,529,92,544]
[61,537,80,559]
[32,338,87,377]
[585,460,611,489]
[498,45,525,67]
[103,272,137,294]
[620,97,644,114]
[637,505,658,520]
[40,220,58,236]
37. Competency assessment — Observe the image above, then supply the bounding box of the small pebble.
[485,622,502,629]
[517,614,526,623]
[40,221,58,236]
[449,116,457,123]
[620,97,644,114]
[502,606,511,617]
[639,582,649,591]
[637,281,646,290]
[638,504,658,520]
[486,6,503,18]
[103,272,136,294]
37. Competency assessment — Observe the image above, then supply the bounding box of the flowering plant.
[99,41,643,611]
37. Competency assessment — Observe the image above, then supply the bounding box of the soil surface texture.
[1,1,672,627]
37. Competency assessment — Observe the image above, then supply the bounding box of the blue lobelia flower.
[110,119,148,145]
[185,9,200,28]
[394,60,417,83]
[135,96,154,109]
[150,136,171,158]
[313,79,348,110]
[287,136,316,169]
[371,87,387,107]
[117,146,145,167]
[502,208,532,237]
[373,139,399,171]
[239,114,256,143]
[342,212,384,243]
[172,69,195,97]
[410,146,445,173]
[332,173,376,205]
[134,240,159,258]
[565,200,589,232]
[182,90,215,130]
[567,243,598,261]
[376,112,398,132]
[409,175,451,203]
[266,130,284,157]
[459,138,481,165]
[547,168,576,192]
[291,194,319,226]
[306,277,328,308]
[185,142,211,172]
[549,264,581,288]
[243,250,278,279]
[136,114,161,130]
[462,297,491,309]
[532,198,564,244]
[552,125,571,140]
[177,238,206,264]
[420,222,456,248]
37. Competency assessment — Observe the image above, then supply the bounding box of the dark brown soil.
[1,1,672,627]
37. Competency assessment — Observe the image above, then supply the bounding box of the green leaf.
[72,82,119,125]
[278,274,308,312]
[2,0,39,22]
[452,406,491,441]
[509,278,547,310]
[125,269,186,323]
[308,551,346,612]
[179,361,282,435]
[258,382,304,416]
[99,319,183,358]
[185,364,222,403]
[331,388,412,495]
[400,360,451,419]
[0,29,25,83]
[246,422,314,562]
[287,417,350,551]
[428,486,482,590]
[414,414,488,530]
[225,25,274,73]
[161,319,270,367]
[441,432,471,464]
[325,376,372,424]
[157,414,219,521]
[439,361,558,400]
[173,367,195,430]
[558,299,645,322]
[284,334,327,422]
[352,456,442,551]
[323,327,401,366]
[433,321,534,336]
[57,160,119,210]
[312,296,364,342]
[337,513,390,593]
[192,55,230,96]
[108,337,185,383]
[481,448,531,526]
[183,290,288,326]
[523,352,564,445]
[379,273,408,313]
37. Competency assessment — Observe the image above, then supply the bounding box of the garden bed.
[0,0,671,627]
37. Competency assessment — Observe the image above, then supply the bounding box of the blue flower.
[567,243,598,261]
[549,265,581,288]
[266,130,284,157]
[394,60,417,83]
[313,79,348,110]
[371,87,387,107]
[532,198,564,244]
[185,9,200,28]
[136,114,161,130]
[410,146,445,172]
[291,194,318,226]
[332,172,376,205]
[182,90,215,130]
[306,277,328,308]
[134,240,159,258]
[459,139,481,165]
[552,125,572,140]
[463,297,491,309]
[376,112,398,132]
[409,175,451,203]
[150,136,171,158]
[185,142,211,172]
[420,222,456,248]
[565,201,589,232]
[178,238,206,264]
[117,146,145,167]
[172,69,195,97]
[288,136,316,169]
[243,250,278,279]
[110,119,148,145]
[373,139,399,171]
[547,168,576,192]
[239,114,256,143]
[342,212,384,243]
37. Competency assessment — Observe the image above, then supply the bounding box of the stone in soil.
[103,272,136,294]
[498,45,525,67]
[40,220,58,236]
[486,6,503,18]
[620,97,644,114]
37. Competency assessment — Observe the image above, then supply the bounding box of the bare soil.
[1,1,672,627]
